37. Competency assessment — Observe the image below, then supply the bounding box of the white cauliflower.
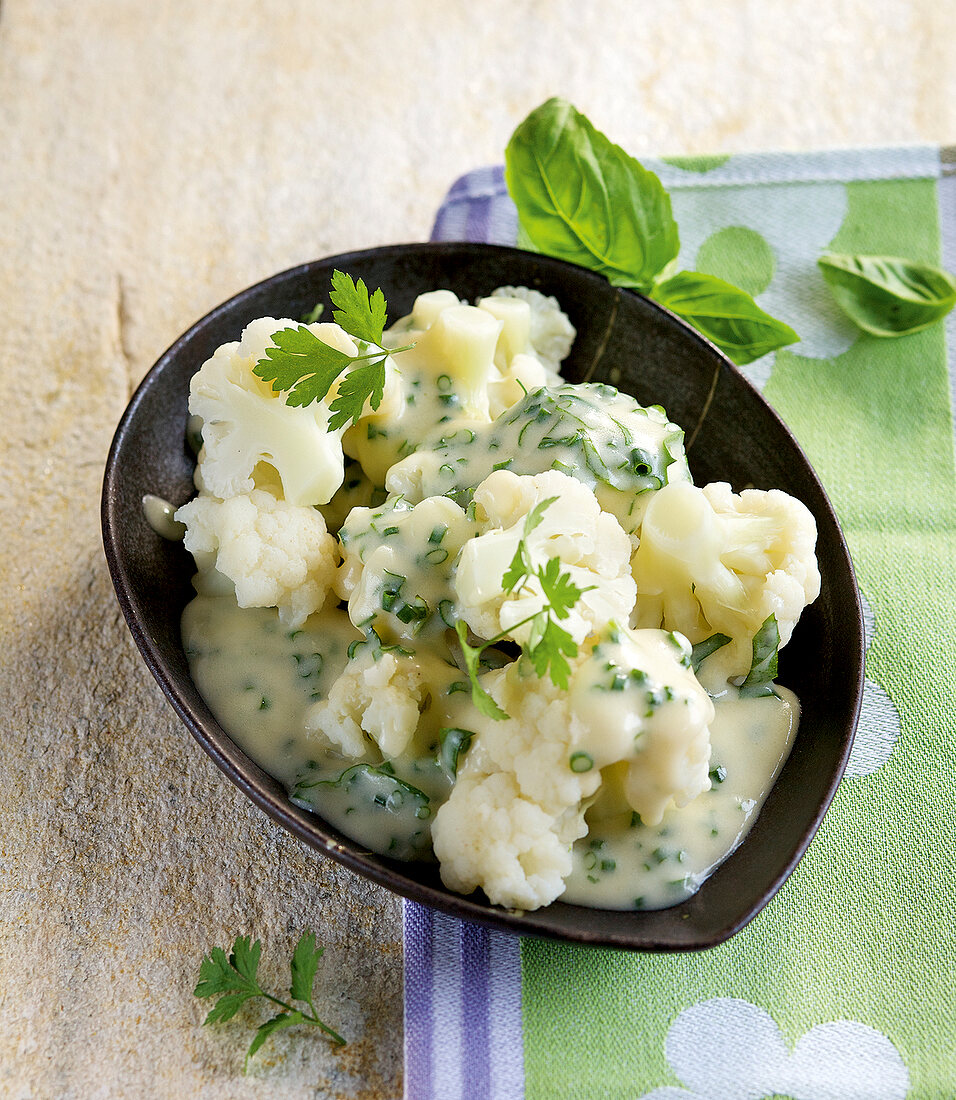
[431,771,586,911]
[304,648,464,760]
[336,495,475,644]
[384,299,503,421]
[478,627,713,825]
[176,487,337,629]
[455,469,636,646]
[305,649,429,758]
[431,625,713,909]
[476,291,570,415]
[631,480,821,673]
[570,627,714,826]
[378,287,575,431]
[485,285,576,377]
[189,317,355,507]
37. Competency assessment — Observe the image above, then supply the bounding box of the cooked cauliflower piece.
[476,292,567,415]
[386,383,690,537]
[382,286,574,422]
[571,627,714,826]
[336,494,475,644]
[455,469,636,646]
[189,317,356,507]
[354,288,577,485]
[431,771,586,911]
[431,624,713,908]
[479,626,714,825]
[386,299,503,421]
[304,648,452,759]
[631,480,821,673]
[484,285,576,377]
[176,487,338,629]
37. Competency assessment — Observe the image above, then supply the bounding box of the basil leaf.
[505,97,679,291]
[818,252,956,337]
[652,271,798,365]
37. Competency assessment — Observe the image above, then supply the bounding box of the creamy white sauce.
[182,595,455,860]
[562,680,797,910]
[142,494,186,540]
[183,594,797,908]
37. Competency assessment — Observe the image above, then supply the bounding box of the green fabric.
[519,158,956,1099]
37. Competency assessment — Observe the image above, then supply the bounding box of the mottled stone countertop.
[3,2,954,1096]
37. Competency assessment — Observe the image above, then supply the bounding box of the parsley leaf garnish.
[456,497,595,717]
[327,358,387,431]
[253,270,414,429]
[194,932,345,1072]
[526,614,578,689]
[329,271,388,345]
[254,325,352,408]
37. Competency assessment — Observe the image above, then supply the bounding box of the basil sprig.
[504,98,799,365]
[818,252,956,338]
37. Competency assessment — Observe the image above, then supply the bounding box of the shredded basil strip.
[690,632,732,673]
[738,615,780,699]
[438,727,476,781]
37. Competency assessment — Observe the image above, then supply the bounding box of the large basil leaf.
[651,270,798,365]
[505,97,679,291]
[818,252,956,337]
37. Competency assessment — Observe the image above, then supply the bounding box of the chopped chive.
[569,752,594,773]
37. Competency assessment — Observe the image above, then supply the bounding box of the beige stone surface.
[2,0,954,1096]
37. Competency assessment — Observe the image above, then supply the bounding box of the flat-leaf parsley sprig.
[194,932,345,1072]
[455,497,595,719]
[253,270,415,430]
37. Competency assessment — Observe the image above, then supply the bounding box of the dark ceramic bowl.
[101,242,863,951]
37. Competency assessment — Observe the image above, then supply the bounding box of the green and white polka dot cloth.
[404,146,956,1099]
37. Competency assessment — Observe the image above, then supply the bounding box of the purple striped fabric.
[403,904,525,1100]
[428,165,517,247]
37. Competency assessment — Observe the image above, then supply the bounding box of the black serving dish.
[101,242,863,951]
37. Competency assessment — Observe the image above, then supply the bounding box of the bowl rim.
[101,241,864,951]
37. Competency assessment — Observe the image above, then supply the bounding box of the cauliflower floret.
[384,300,503,421]
[486,285,576,377]
[188,317,356,507]
[476,293,568,415]
[631,480,821,673]
[336,495,475,644]
[476,626,714,827]
[455,470,636,645]
[431,771,586,910]
[382,286,575,424]
[430,625,712,909]
[571,628,714,825]
[304,648,463,760]
[176,487,338,629]
[304,649,426,758]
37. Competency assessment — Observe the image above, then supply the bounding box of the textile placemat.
[404,146,956,1100]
